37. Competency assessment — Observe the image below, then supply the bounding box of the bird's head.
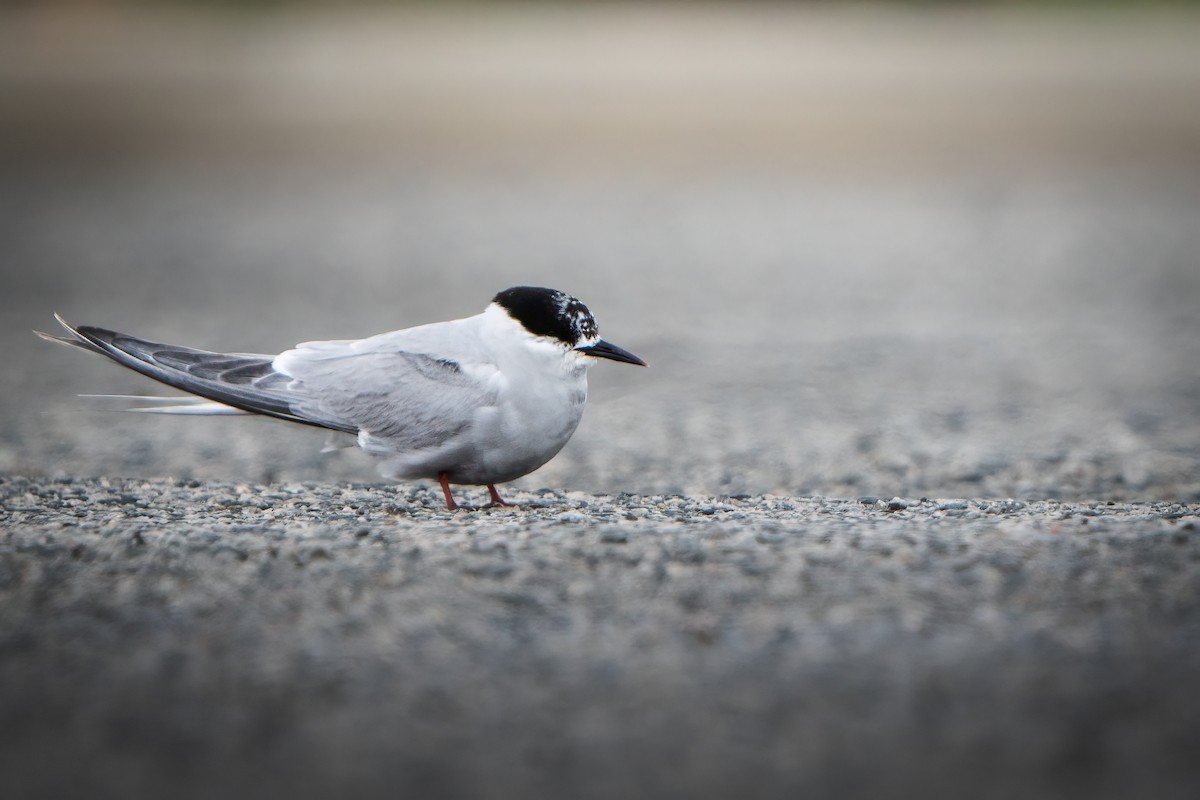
[491,286,647,367]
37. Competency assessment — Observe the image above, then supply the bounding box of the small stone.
[463,561,514,579]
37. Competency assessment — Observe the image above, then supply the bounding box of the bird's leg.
[438,472,459,511]
[487,484,516,507]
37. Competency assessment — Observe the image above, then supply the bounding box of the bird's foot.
[486,484,517,508]
[438,472,459,511]
[437,476,518,510]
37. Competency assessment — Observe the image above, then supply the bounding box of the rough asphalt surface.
[4,181,1200,799]
[3,477,1199,800]
[4,7,1200,799]
[5,182,1200,799]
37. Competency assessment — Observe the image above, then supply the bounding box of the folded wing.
[275,324,501,453]
[38,314,501,452]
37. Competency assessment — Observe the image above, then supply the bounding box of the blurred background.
[3,0,1199,501]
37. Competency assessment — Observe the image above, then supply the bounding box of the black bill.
[575,339,647,367]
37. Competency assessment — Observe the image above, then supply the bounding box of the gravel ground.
[3,6,1200,799]
[3,476,1199,799]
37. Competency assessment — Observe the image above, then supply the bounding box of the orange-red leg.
[487,484,516,507]
[438,472,458,511]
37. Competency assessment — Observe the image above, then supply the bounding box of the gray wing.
[274,330,501,452]
[39,314,500,450]
[38,314,356,433]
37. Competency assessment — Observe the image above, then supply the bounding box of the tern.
[37,286,647,510]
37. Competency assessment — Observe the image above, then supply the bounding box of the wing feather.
[45,315,355,433]
[41,313,500,454]
[276,341,501,453]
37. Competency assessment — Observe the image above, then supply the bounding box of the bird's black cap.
[493,286,599,346]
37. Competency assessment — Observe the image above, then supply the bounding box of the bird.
[36,286,647,510]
